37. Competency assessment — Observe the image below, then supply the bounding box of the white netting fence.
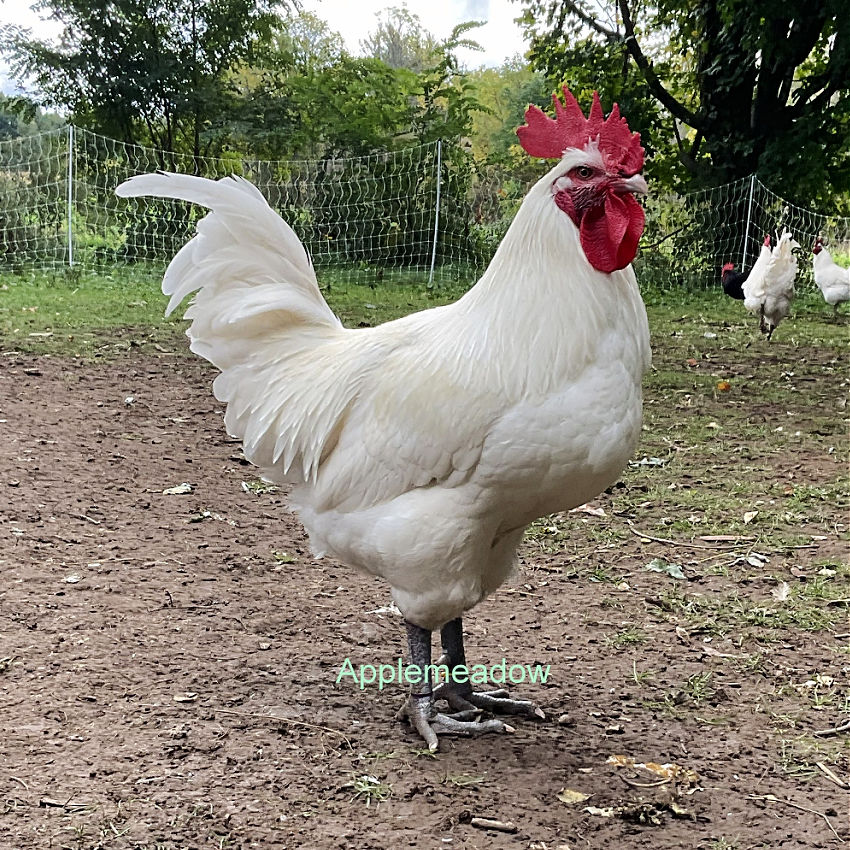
[638,176,850,291]
[1,125,848,290]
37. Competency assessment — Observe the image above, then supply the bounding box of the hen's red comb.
[517,86,644,174]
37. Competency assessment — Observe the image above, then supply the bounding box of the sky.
[0,0,529,95]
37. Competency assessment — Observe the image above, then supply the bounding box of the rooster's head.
[517,86,646,273]
[721,262,735,279]
[813,237,824,255]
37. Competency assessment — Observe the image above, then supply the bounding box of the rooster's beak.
[614,174,648,196]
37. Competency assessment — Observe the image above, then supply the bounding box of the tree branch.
[558,0,619,40]
[616,0,703,130]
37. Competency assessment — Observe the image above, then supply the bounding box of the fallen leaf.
[743,510,758,524]
[629,456,667,467]
[173,692,198,703]
[569,503,606,517]
[644,558,686,580]
[746,553,769,568]
[163,482,193,495]
[584,806,615,817]
[716,380,731,392]
[557,788,591,805]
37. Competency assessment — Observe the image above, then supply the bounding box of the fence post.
[66,124,74,267]
[428,139,442,285]
[741,173,756,269]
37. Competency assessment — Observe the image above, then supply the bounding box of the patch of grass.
[0,265,184,356]
[776,734,847,782]
[684,671,716,705]
[0,264,468,356]
[631,661,656,686]
[646,561,849,639]
[345,774,392,806]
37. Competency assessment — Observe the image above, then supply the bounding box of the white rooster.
[116,87,651,751]
[812,237,850,315]
[743,230,799,340]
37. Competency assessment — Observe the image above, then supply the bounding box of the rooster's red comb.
[517,86,644,175]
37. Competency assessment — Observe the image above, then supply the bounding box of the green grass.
[0,264,468,356]
[2,263,846,354]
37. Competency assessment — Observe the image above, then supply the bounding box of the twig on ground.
[9,776,29,791]
[747,794,844,843]
[619,775,671,788]
[629,526,744,551]
[497,587,539,597]
[39,797,89,811]
[813,719,850,738]
[469,817,518,833]
[211,707,351,745]
[815,762,848,790]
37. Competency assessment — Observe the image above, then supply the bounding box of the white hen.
[812,238,850,315]
[743,230,798,339]
[116,87,651,750]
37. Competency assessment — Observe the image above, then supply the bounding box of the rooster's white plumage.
[743,230,798,339]
[812,238,850,314]
[116,87,651,750]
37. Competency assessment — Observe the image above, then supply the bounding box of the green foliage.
[520,0,850,210]
[0,93,64,140]
[2,0,290,157]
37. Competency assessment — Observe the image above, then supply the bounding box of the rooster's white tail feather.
[115,172,348,482]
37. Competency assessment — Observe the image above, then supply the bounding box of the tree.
[359,6,439,72]
[1,0,290,159]
[0,93,64,139]
[520,0,850,208]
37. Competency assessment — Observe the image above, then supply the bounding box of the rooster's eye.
[574,166,594,179]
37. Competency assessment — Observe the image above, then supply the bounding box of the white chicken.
[743,230,798,339]
[116,87,651,751]
[812,237,850,315]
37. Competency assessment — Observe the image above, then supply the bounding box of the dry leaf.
[584,806,615,817]
[173,692,198,703]
[163,482,193,495]
[557,788,591,805]
[746,553,769,567]
[743,510,758,524]
[569,503,606,517]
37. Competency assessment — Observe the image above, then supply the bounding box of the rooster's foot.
[396,694,513,752]
[433,680,546,719]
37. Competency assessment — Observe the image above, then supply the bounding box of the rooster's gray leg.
[433,617,546,719]
[396,620,510,752]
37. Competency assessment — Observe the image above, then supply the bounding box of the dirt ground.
[0,348,847,850]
